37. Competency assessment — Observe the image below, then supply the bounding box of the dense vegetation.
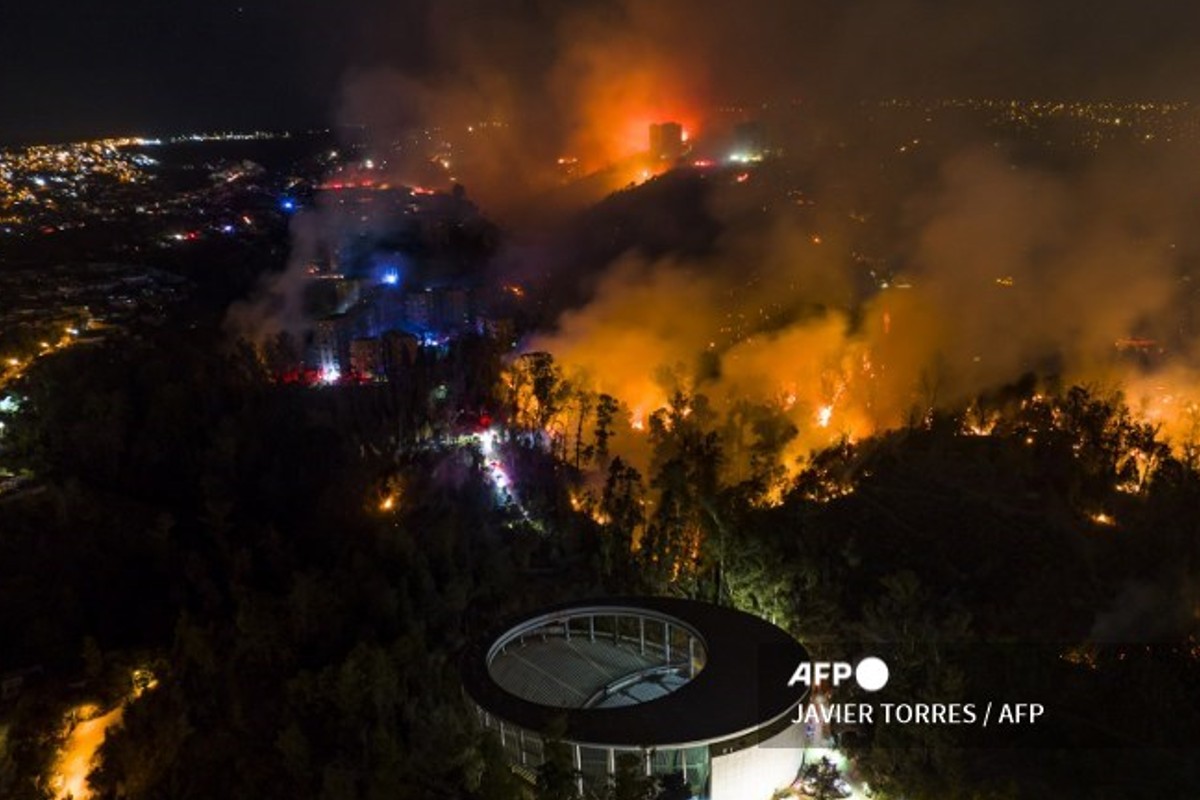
[2,322,1199,799]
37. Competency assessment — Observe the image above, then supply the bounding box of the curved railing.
[486,605,707,667]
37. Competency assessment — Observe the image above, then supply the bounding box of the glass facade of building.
[476,708,713,797]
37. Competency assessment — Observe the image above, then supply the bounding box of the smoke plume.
[530,140,1200,472]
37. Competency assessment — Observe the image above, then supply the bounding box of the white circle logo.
[855,656,889,691]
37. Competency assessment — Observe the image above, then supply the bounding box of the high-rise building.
[439,288,470,330]
[403,290,435,332]
[649,122,685,161]
[349,337,383,378]
[313,315,341,373]
[382,330,420,375]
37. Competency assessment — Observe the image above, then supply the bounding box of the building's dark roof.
[461,596,809,748]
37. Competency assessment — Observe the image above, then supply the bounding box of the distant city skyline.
[6,0,1200,144]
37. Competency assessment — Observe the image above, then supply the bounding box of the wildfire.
[569,490,611,524]
[668,525,704,583]
[1060,645,1099,670]
[816,405,834,429]
[803,479,856,504]
[960,406,998,437]
[374,476,404,514]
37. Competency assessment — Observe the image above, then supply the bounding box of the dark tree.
[607,752,655,800]
[800,756,845,800]
[535,738,579,800]
[655,770,691,800]
[593,393,620,464]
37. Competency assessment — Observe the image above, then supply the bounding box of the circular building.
[461,597,810,799]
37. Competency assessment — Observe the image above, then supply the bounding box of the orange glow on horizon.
[563,49,702,172]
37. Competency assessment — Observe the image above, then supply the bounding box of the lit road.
[49,704,124,800]
[46,670,157,799]
[475,428,532,521]
[1,326,80,392]
[0,326,86,493]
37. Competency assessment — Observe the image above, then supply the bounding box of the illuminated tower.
[649,122,685,161]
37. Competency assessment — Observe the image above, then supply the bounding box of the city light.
[6,14,1200,796]
[728,151,763,164]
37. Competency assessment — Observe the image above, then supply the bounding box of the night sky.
[3,0,1200,144]
[0,0,433,142]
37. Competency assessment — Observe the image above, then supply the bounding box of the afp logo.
[788,656,889,692]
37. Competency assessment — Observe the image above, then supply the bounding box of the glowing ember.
[803,480,856,504]
[960,408,998,437]
[1060,645,1099,670]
